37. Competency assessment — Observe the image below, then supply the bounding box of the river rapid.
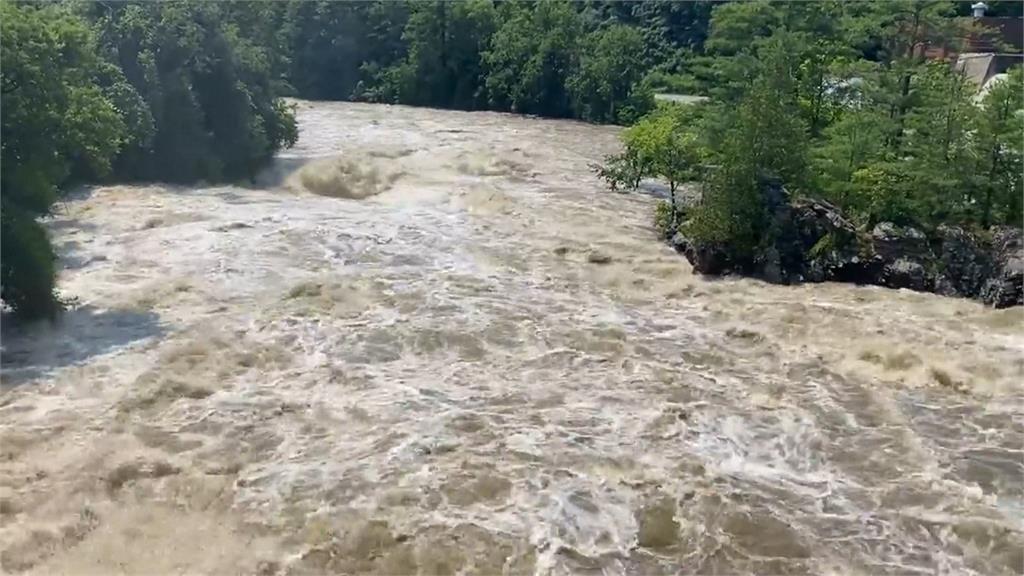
[1,101,1022,575]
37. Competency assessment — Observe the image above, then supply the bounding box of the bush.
[592,149,646,191]
[848,162,929,227]
[642,70,703,95]
[0,208,60,319]
[654,200,675,237]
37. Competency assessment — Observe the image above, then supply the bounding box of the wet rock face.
[980,226,1024,308]
[882,258,930,291]
[670,232,733,276]
[872,222,934,292]
[872,221,930,262]
[934,225,993,298]
[791,199,878,285]
[668,185,1023,307]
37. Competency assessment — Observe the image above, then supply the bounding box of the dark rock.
[980,226,1023,308]
[587,250,613,265]
[933,225,992,298]
[672,232,733,276]
[881,258,930,291]
[788,199,879,284]
[869,222,935,291]
[758,184,803,284]
[804,258,827,283]
[669,232,689,253]
[871,222,930,262]
[792,199,858,242]
[214,221,254,232]
[757,246,785,284]
[664,181,1020,307]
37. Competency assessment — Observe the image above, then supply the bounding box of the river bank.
[667,182,1023,308]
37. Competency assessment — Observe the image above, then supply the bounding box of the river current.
[1,101,1022,575]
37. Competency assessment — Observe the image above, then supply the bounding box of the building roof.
[956,53,997,86]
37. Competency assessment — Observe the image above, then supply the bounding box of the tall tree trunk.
[889,7,923,150]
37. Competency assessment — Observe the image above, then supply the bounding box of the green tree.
[88,1,297,182]
[813,62,977,228]
[628,106,705,224]
[379,0,496,109]
[483,0,584,117]
[568,25,652,123]
[630,0,716,56]
[688,36,809,255]
[283,1,376,100]
[1,1,130,318]
[812,106,890,210]
[702,0,855,134]
[844,0,964,148]
[972,66,1024,226]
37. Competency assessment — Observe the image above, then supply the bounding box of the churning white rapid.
[1,101,1022,575]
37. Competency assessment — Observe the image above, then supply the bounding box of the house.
[952,3,1023,90]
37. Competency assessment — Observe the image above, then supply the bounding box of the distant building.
[924,3,1023,89]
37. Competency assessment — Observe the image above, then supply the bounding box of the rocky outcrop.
[933,225,992,298]
[670,232,733,276]
[979,227,1023,308]
[669,185,1023,307]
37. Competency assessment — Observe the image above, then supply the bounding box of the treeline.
[1,1,297,319]
[247,0,717,123]
[599,0,1023,257]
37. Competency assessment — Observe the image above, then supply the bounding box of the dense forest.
[2,0,1022,318]
[596,0,1022,284]
[598,1,1023,251]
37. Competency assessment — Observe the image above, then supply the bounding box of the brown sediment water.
[1,101,1022,575]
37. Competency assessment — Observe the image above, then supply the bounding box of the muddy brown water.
[1,101,1022,575]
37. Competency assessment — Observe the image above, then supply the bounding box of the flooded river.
[2,101,1022,575]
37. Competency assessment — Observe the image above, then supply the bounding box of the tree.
[1,0,298,319]
[585,0,1019,249]
[702,0,856,134]
[844,1,965,148]
[568,25,652,123]
[596,102,706,234]
[972,66,1024,226]
[88,1,297,182]
[688,36,809,255]
[812,105,890,210]
[630,0,716,56]
[378,0,496,109]
[483,0,584,117]
[630,107,705,224]
[283,1,374,100]
[1,1,131,318]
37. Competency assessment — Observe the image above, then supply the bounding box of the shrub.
[0,208,60,319]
